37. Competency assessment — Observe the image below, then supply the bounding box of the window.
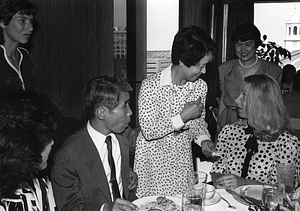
[255,1,300,69]
[147,0,178,75]
[293,41,297,47]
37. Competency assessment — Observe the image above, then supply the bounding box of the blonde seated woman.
[211,74,300,189]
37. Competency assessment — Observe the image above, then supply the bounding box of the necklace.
[239,56,258,68]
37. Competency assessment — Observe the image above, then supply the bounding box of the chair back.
[289,118,300,140]
[53,117,85,151]
[290,118,300,130]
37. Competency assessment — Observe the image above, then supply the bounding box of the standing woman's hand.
[180,97,203,123]
[201,140,216,156]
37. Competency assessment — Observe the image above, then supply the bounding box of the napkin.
[196,159,213,182]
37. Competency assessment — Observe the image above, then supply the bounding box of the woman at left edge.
[0,0,38,91]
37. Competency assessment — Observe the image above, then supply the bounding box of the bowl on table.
[205,184,216,200]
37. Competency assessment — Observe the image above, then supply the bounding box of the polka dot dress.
[134,67,210,197]
[211,123,300,185]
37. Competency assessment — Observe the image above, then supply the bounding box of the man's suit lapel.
[81,127,112,202]
[117,135,129,199]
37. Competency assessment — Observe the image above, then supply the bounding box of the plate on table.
[234,185,263,205]
[203,192,221,206]
[133,195,181,211]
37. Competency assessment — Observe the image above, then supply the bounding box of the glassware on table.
[276,163,296,193]
[182,187,205,211]
[262,184,283,210]
[184,171,207,211]
[187,171,207,189]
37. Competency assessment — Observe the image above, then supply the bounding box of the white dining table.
[203,189,249,211]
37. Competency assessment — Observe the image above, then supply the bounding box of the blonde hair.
[244,74,291,141]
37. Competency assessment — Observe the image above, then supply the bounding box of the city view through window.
[254,2,300,70]
[113,0,178,78]
[113,1,300,79]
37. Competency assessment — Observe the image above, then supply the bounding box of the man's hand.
[129,169,138,191]
[201,140,215,157]
[105,198,137,211]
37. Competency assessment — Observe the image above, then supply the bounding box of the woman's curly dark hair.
[0,89,60,197]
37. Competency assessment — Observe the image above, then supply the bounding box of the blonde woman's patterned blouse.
[211,123,300,186]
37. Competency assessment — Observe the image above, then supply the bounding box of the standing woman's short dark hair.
[0,89,60,197]
[171,25,218,67]
[231,23,262,48]
[0,0,38,44]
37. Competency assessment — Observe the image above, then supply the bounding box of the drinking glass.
[276,163,296,193]
[182,187,204,211]
[262,184,283,210]
[187,171,207,189]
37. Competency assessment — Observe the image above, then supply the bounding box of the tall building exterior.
[113,28,171,78]
[282,8,300,70]
[146,51,171,78]
[114,27,127,58]
[284,8,300,52]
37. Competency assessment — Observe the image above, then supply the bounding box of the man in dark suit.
[51,76,138,211]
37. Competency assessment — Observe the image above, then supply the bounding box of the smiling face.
[180,51,212,82]
[235,82,250,119]
[2,13,34,45]
[103,91,132,134]
[235,39,257,63]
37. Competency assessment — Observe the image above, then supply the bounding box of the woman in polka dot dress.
[134,25,218,197]
[211,74,300,189]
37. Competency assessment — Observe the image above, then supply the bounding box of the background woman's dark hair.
[282,64,296,86]
[0,0,38,44]
[0,89,60,197]
[171,25,218,67]
[231,23,262,48]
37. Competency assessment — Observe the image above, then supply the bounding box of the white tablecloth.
[203,189,249,211]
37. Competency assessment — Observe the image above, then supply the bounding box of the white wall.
[147,0,179,51]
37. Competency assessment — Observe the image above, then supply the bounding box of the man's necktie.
[105,135,121,200]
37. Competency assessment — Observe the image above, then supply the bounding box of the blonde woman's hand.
[215,174,238,190]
